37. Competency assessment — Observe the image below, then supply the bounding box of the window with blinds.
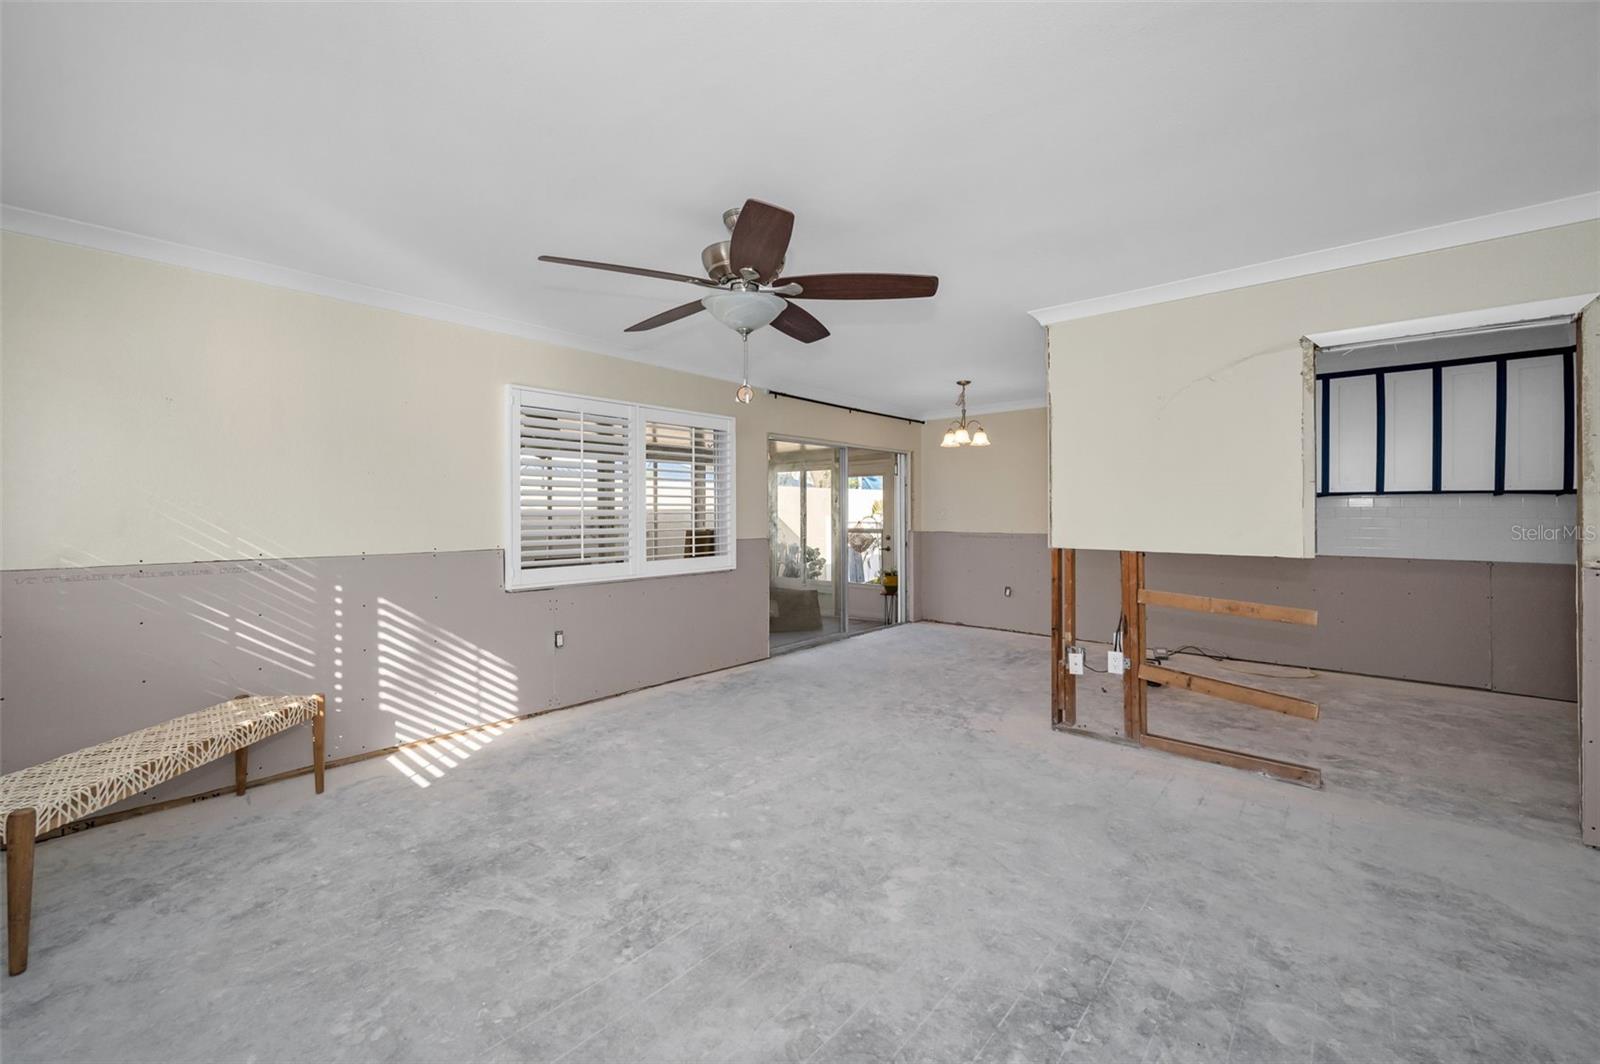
[505,386,736,590]
[643,418,733,568]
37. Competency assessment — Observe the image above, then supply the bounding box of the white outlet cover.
[1067,649,1084,676]
[1108,651,1126,675]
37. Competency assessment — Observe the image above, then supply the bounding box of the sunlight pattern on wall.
[375,597,520,787]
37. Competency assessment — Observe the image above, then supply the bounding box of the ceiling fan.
[538,198,939,347]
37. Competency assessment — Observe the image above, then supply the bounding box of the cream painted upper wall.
[1048,220,1600,556]
[1583,299,1600,569]
[915,407,1047,535]
[0,234,919,570]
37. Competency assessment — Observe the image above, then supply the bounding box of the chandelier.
[939,380,990,447]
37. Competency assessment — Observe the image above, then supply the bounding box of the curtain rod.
[765,390,925,426]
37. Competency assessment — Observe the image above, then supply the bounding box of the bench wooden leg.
[312,694,326,795]
[7,808,37,976]
[234,747,248,796]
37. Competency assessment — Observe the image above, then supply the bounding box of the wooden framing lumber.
[1139,664,1319,720]
[1138,589,1317,626]
[1120,551,1147,738]
[1050,548,1077,728]
[1140,732,1322,787]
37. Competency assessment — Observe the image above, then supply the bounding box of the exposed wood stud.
[1140,732,1322,787]
[1120,550,1147,738]
[1137,589,1318,626]
[1140,664,1319,720]
[1050,550,1063,727]
[1050,548,1078,728]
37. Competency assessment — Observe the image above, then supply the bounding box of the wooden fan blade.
[770,301,829,344]
[624,300,707,333]
[539,255,717,288]
[774,273,939,299]
[728,199,795,283]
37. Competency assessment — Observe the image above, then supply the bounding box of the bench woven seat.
[2,693,325,975]
[0,695,320,842]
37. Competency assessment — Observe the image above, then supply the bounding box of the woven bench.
[0,693,326,975]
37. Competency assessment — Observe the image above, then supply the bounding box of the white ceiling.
[3,3,1597,419]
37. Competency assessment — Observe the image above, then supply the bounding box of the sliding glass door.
[768,438,906,653]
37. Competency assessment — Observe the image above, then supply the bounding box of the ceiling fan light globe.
[701,291,787,333]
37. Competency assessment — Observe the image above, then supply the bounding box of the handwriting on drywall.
[9,561,296,585]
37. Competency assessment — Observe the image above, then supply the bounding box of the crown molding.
[1,204,649,364]
[1028,192,1600,327]
[0,205,942,421]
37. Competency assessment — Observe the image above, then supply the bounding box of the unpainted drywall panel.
[0,234,918,570]
[1583,568,1600,845]
[1054,548,1542,695]
[1048,220,1600,557]
[1488,562,1578,698]
[912,531,1049,635]
[0,542,768,810]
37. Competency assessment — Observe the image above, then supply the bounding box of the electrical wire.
[1149,643,1318,679]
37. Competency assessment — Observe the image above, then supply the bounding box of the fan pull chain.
[735,330,754,404]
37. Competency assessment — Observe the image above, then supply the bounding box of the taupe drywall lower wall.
[1582,568,1599,846]
[913,532,1050,635]
[914,533,1576,700]
[0,541,768,808]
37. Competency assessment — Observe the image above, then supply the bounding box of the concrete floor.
[769,615,888,654]
[2,623,1596,1063]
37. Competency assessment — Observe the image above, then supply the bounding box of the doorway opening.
[768,437,908,654]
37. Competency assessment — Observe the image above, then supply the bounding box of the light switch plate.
[1107,650,1125,675]
[1067,648,1084,676]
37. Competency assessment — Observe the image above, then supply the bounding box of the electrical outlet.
[1003,586,1012,598]
[554,630,565,649]
[1107,650,1125,675]
[1067,648,1084,676]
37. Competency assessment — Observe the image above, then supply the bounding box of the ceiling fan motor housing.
[702,241,733,283]
[702,239,784,285]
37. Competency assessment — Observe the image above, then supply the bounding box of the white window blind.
[642,416,733,569]
[505,386,736,590]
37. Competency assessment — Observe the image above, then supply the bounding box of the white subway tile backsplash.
[1316,493,1575,563]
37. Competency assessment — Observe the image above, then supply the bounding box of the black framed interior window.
[1316,346,1574,497]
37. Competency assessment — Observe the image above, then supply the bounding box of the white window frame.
[505,385,736,591]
